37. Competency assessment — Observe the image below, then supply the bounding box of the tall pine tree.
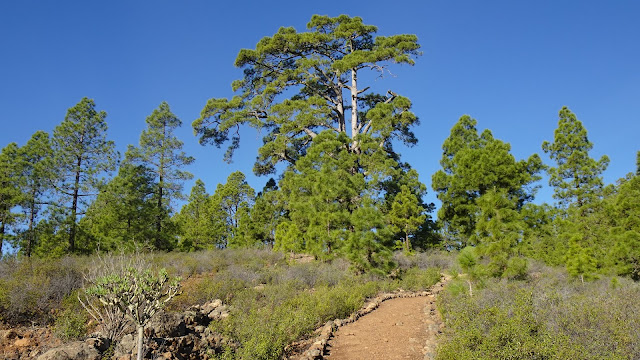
[128,102,194,250]
[0,142,21,255]
[80,161,158,251]
[17,131,54,257]
[432,115,542,247]
[542,106,609,210]
[175,179,217,251]
[52,98,117,253]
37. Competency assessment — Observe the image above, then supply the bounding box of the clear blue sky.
[1,1,639,209]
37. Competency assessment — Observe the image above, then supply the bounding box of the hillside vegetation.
[0,13,638,360]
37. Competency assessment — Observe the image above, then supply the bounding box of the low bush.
[437,264,640,359]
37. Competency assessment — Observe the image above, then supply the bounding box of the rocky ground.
[0,299,233,360]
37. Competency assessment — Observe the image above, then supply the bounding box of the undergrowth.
[437,263,640,359]
[0,248,447,359]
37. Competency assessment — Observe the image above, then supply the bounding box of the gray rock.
[37,341,101,360]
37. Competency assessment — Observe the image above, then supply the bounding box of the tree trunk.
[350,69,360,153]
[156,177,163,249]
[69,156,82,253]
[136,325,144,360]
[405,230,411,253]
[0,217,4,256]
[26,196,36,257]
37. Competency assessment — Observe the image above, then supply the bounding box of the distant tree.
[519,203,564,266]
[242,178,283,246]
[128,102,194,250]
[52,97,117,253]
[432,115,543,246]
[210,171,255,248]
[175,179,216,251]
[606,175,640,280]
[636,150,640,176]
[542,106,609,210]
[16,131,54,257]
[473,188,527,278]
[388,184,426,253]
[81,162,158,251]
[565,234,598,283]
[0,142,21,255]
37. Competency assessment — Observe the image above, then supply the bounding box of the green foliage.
[175,179,217,251]
[607,175,640,279]
[473,189,526,278]
[565,234,598,282]
[457,246,478,274]
[210,171,255,248]
[194,15,420,173]
[54,292,88,341]
[127,101,194,250]
[241,178,283,246]
[432,115,542,247]
[52,97,118,253]
[388,184,426,252]
[437,268,640,359]
[542,106,609,209]
[81,162,159,252]
[0,142,22,255]
[15,131,55,257]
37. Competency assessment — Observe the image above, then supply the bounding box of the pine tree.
[210,171,255,248]
[432,115,542,246]
[194,15,420,175]
[52,97,117,253]
[388,184,426,252]
[542,106,609,210]
[473,188,526,278]
[0,142,21,255]
[17,131,54,257]
[277,132,363,259]
[607,175,640,280]
[128,102,194,250]
[242,178,283,246]
[277,131,399,269]
[565,234,598,283]
[81,162,158,252]
[175,179,216,251]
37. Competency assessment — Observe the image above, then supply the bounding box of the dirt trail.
[325,276,449,360]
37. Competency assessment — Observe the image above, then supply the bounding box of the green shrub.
[54,307,88,341]
[54,292,88,341]
[437,267,640,359]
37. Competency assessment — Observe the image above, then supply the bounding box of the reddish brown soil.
[325,278,448,360]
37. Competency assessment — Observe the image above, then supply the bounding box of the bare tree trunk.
[156,178,163,242]
[350,69,360,154]
[26,196,36,257]
[69,156,82,252]
[0,217,4,256]
[405,231,411,253]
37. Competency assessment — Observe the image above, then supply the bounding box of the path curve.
[288,275,450,360]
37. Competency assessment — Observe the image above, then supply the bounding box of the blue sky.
[1,1,638,209]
